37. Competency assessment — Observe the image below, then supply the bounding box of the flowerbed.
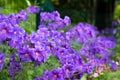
[0,6,119,80]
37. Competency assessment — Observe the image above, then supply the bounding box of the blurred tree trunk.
[95,0,116,31]
[59,0,67,5]
[36,0,54,30]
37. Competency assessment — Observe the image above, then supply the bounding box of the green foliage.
[0,44,13,56]
[115,4,120,20]
[0,0,37,12]
[92,71,120,80]
[72,42,82,51]
[20,14,36,34]
[0,69,11,80]
[15,54,61,80]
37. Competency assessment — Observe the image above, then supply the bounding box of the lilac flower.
[76,36,87,44]
[112,21,117,26]
[49,68,64,80]
[62,64,75,78]
[56,18,66,29]
[0,52,5,70]
[9,37,23,49]
[57,48,68,59]
[37,27,50,38]
[46,40,56,52]
[60,54,78,65]
[9,62,22,80]
[40,12,52,22]
[51,46,60,56]
[64,16,71,26]
[31,46,49,62]
[66,32,73,41]
[18,47,33,62]
[8,14,20,25]
[51,30,61,39]
[27,6,40,14]
[104,40,116,49]
[9,56,22,80]
[0,22,13,40]
[0,14,8,23]
[86,63,94,74]
[19,10,28,21]
[118,19,120,24]
[51,11,60,20]
[48,23,57,30]
[34,77,43,80]
[75,64,86,73]
[43,70,51,80]
[80,48,89,55]
[54,36,66,45]
[11,25,25,40]
[110,62,118,71]
[84,26,97,38]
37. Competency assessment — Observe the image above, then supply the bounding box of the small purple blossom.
[27,6,40,14]
[110,62,118,71]
[0,52,5,70]
[49,68,64,80]
[62,64,75,78]
[19,10,28,21]
[64,16,71,26]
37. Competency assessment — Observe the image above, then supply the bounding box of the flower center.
[2,29,7,34]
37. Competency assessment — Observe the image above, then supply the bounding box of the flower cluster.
[0,6,118,80]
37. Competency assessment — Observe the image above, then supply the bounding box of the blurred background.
[0,0,120,27]
[0,0,120,30]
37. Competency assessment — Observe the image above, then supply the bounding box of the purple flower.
[27,6,40,14]
[57,48,67,59]
[8,56,22,80]
[19,10,28,21]
[75,64,86,73]
[112,21,117,26]
[48,23,57,30]
[56,18,66,29]
[31,46,46,62]
[84,26,96,38]
[11,25,25,40]
[0,22,13,40]
[66,31,73,41]
[49,68,64,80]
[34,77,43,80]
[110,62,118,71]
[18,47,33,62]
[51,46,60,56]
[80,48,89,55]
[104,40,116,49]
[64,16,71,26]
[62,64,75,78]
[0,14,8,23]
[51,11,60,20]
[76,36,86,44]
[37,27,50,38]
[60,54,78,65]
[118,19,120,24]
[86,63,94,74]
[8,14,20,24]
[43,70,51,80]
[40,12,51,22]
[0,52,5,70]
